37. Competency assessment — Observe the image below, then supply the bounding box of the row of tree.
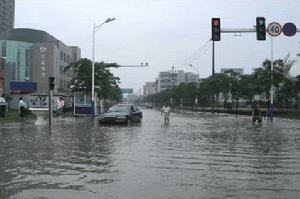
[65,58,122,102]
[144,55,300,109]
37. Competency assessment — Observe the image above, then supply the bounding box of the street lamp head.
[105,18,116,23]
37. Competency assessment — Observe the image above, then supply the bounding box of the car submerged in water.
[99,104,143,124]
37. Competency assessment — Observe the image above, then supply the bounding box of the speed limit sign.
[267,22,282,36]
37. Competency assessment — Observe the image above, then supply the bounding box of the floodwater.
[1,109,300,199]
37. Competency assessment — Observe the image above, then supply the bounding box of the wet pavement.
[1,108,300,199]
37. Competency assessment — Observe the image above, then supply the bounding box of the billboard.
[121,88,133,93]
[9,81,37,94]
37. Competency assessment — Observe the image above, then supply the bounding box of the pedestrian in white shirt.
[161,104,171,124]
[19,97,27,120]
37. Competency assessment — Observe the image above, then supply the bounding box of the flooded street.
[1,108,300,199]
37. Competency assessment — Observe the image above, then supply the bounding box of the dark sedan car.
[99,104,143,124]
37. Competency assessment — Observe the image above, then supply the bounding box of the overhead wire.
[180,38,212,65]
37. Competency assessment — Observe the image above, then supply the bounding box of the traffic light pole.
[48,77,55,128]
[270,37,274,122]
[48,89,52,128]
[212,40,215,115]
[221,28,256,34]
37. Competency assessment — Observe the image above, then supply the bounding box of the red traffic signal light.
[211,18,221,41]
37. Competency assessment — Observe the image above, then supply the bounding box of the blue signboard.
[282,23,297,37]
[10,81,37,94]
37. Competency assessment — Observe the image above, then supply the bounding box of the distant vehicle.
[145,103,153,109]
[99,104,142,124]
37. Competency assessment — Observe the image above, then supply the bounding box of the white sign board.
[267,22,282,36]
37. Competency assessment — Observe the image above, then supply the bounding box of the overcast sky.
[15,0,300,92]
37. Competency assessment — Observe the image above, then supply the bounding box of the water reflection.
[0,110,300,198]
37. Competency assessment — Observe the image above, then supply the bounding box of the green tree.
[65,58,122,101]
[275,78,297,108]
[238,74,257,103]
[173,83,197,106]
[252,57,295,101]
[294,75,300,109]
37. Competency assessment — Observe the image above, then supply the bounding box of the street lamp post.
[91,17,115,117]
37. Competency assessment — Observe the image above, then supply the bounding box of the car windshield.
[108,106,130,113]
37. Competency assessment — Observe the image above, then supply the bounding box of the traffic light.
[211,18,221,41]
[256,17,266,40]
[49,77,55,90]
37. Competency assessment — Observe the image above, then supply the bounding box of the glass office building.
[0,40,33,93]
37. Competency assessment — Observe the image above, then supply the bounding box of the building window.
[17,49,21,80]
[25,49,30,78]
[11,62,16,80]
[60,52,63,61]
[1,41,6,57]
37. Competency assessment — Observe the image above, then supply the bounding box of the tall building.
[0,0,15,34]
[157,71,172,92]
[143,81,157,96]
[0,40,33,94]
[157,70,199,92]
[185,72,199,83]
[0,28,81,94]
